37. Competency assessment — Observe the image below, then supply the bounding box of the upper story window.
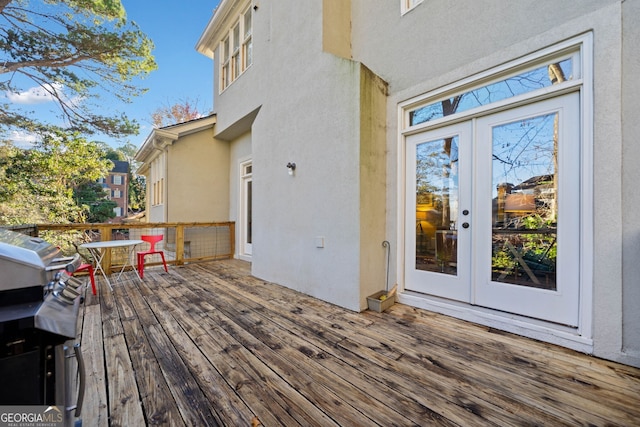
[402,0,423,15]
[219,6,253,92]
[112,175,123,185]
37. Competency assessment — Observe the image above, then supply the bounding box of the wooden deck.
[76,259,640,426]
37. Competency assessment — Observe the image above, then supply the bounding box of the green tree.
[73,181,117,223]
[0,130,113,224]
[0,0,156,138]
[129,174,145,212]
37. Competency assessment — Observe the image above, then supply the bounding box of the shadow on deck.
[77,259,640,426]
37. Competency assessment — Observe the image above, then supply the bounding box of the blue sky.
[121,0,221,146]
[5,0,221,148]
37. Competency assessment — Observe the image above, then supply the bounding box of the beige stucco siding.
[166,129,230,222]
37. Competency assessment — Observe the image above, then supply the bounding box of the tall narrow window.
[218,5,253,93]
[221,36,230,90]
[232,23,241,79]
[243,8,252,69]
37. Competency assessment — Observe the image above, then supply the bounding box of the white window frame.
[242,7,252,70]
[397,33,594,351]
[401,0,423,15]
[221,36,230,90]
[219,5,253,93]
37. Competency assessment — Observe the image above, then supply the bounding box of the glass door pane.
[415,136,459,275]
[491,113,558,290]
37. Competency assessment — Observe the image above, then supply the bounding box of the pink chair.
[136,235,168,279]
[75,263,97,295]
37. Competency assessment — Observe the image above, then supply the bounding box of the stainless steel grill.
[0,228,85,427]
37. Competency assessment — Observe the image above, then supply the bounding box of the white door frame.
[239,159,252,260]
[404,122,472,302]
[395,33,594,351]
[473,93,581,326]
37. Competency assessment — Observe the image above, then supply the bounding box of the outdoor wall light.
[286,162,296,175]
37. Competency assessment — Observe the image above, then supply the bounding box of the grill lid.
[0,228,61,291]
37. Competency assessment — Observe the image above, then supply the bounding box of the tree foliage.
[73,180,116,223]
[0,130,113,224]
[0,0,157,138]
[128,173,145,212]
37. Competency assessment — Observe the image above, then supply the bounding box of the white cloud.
[6,83,64,105]
[7,130,40,147]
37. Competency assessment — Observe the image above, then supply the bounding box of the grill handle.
[46,253,82,273]
[73,343,86,417]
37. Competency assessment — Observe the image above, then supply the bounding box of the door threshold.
[398,291,593,354]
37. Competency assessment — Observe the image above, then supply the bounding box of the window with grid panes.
[218,5,253,92]
[221,36,230,90]
[243,8,252,69]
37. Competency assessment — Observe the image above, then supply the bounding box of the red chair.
[75,263,97,295]
[136,235,168,279]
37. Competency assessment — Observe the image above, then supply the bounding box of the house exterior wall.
[349,0,638,367]
[207,1,387,311]
[620,0,640,365]
[166,129,230,222]
[199,0,640,367]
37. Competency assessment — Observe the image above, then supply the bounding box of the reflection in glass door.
[416,135,459,275]
[405,123,471,302]
[490,113,558,290]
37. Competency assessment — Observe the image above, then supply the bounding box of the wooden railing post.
[100,225,112,274]
[229,222,235,258]
[176,225,185,266]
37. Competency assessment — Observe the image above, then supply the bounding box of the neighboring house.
[179,0,638,368]
[98,160,129,220]
[135,115,229,256]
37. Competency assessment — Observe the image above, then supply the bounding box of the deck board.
[78,259,640,426]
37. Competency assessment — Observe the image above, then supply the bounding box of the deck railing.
[15,222,235,275]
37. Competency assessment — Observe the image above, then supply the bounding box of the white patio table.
[80,239,143,290]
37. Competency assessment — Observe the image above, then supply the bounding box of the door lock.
[462,222,470,229]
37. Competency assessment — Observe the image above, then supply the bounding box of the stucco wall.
[201,0,639,366]
[350,0,638,366]
[621,0,640,364]
[228,131,252,258]
[240,0,388,311]
[166,129,230,222]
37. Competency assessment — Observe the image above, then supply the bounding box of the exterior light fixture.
[286,162,296,175]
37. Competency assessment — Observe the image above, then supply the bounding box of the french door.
[405,93,580,326]
[405,122,472,302]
